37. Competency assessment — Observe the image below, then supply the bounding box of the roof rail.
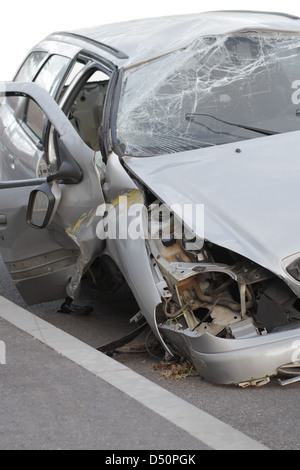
[53,32,129,60]
[212,10,300,20]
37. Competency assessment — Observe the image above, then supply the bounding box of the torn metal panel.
[6,248,78,280]
[102,153,172,353]
[64,207,106,300]
[160,321,300,385]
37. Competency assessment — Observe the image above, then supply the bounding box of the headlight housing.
[286,258,300,281]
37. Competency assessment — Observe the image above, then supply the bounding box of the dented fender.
[102,153,172,353]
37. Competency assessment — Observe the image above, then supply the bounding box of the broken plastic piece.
[239,377,270,388]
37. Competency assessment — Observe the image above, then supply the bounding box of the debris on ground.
[152,357,198,380]
[114,340,199,380]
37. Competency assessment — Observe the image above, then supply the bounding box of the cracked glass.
[117,32,300,157]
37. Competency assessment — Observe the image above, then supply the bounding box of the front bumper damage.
[160,322,300,386]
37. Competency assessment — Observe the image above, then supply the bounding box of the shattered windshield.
[116,32,300,157]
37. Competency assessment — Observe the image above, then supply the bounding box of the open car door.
[0,82,105,305]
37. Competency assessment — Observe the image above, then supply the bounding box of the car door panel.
[0,82,105,305]
[0,183,80,304]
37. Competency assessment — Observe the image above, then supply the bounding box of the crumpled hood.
[124,130,300,281]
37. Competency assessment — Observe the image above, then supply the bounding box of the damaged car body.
[2,10,300,386]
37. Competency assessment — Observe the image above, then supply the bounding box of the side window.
[11,51,49,119]
[14,51,48,82]
[25,99,45,141]
[15,52,72,99]
[0,94,52,181]
[33,55,71,98]
[24,55,71,148]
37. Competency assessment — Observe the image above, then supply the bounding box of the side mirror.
[47,138,83,184]
[27,182,61,229]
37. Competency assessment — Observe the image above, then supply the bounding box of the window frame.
[59,51,118,160]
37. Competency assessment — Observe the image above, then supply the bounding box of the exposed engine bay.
[138,198,300,386]
[148,200,300,337]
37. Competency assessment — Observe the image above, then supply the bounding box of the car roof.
[48,10,300,68]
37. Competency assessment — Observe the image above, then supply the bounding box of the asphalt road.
[1,256,300,450]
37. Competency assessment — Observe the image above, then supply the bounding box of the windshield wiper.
[186,113,278,136]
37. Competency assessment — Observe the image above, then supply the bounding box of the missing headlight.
[286,258,300,281]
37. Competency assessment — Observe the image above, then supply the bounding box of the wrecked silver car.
[2,10,300,386]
